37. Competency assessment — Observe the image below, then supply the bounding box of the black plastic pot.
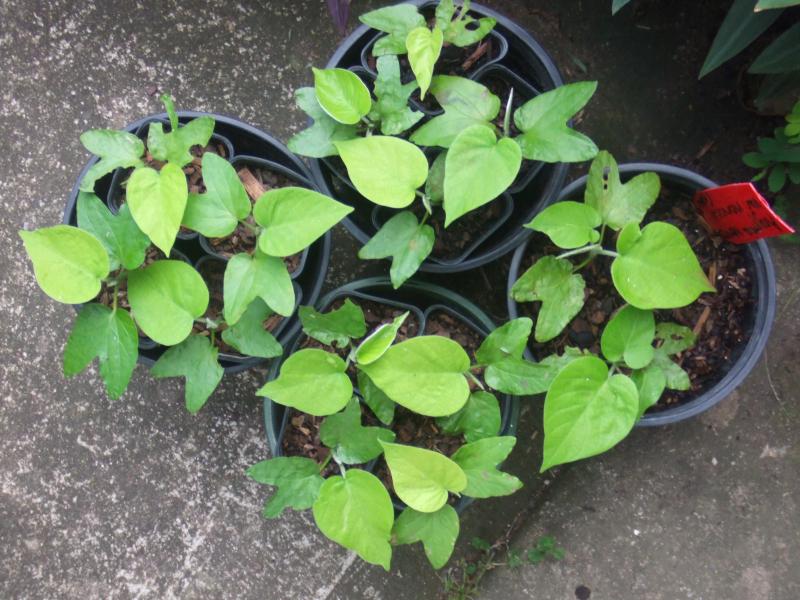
[309,0,568,274]
[506,163,777,426]
[262,277,521,513]
[62,111,332,371]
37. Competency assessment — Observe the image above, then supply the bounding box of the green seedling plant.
[248,299,569,570]
[289,2,599,288]
[20,95,351,412]
[510,151,714,472]
[743,100,800,193]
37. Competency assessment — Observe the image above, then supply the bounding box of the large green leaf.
[147,114,215,168]
[514,82,598,162]
[313,469,394,570]
[358,211,434,289]
[749,21,800,73]
[584,152,660,231]
[630,363,667,417]
[452,436,522,498]
[359,4,426,55]
[127,260,209,346]
[254,187,352,257]
[77,191,150,271]
[299,299,367,348]
[380,441,466,512]
[357,371,396,425]
[699,0,781,78]
[126,163,188,255]
[257,349,352,416]
[444,124,521,226]
[611,222,714,309]
[181,152,250,238]
[541,356,639,471]
[406,26,443,99]
[320,397,396,464]
[335,136,429,208]
[313,68,372,125]
[223,251,294,324]
[287,87,359,158]
[527,201,601,249]
[248,456,325,518]
[370,55,424,135]
[510,256,585,343]
[19,225,109,304]
[79,129,145,192]
[393,505,459,570]
[436,391,501,442]
[151,335,224,413]
[484,357,555,396]
[221,298,283,359]
[411,76,500,148]
[354,311,409,365]
[63,304,138,400]
[600,306,655,369]
[360,336,470,417]
[475,318,532,365]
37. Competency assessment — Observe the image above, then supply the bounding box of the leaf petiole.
[319,452,333,473]
[503,88,514,138]
[556,243,600,260]
[466,370,485,391]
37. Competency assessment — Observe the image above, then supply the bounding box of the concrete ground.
[1,1,797,599]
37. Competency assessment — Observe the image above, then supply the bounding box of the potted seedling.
[506,151,775,471]
[21,95,351,412]
[249,278,561,570]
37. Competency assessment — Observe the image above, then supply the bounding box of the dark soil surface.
[516,189,754,411]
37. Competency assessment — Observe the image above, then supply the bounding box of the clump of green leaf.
[511,151,714,471]
[743,100,800,193]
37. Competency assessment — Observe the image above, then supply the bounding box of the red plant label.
[692,182,794,244]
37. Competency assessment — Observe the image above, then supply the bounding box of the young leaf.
[452,436,522,498]
[611,222,714,309]
[360,336,471,417]
[526,201,601,249]
[313,68,372,125]
[655,322,697,355]
[357,371,396,425]
[223,251,294,324]
[600,306,656,369]
[393,505,459,570]
[510,256,585,343]
[77,192,150,271]
[248,456,325,518]
[584,152,660,231]
[221,298,283,359]
[354,311,409,365]
[426,151,447,203]
[335,136,429,208]
[359,4,426,55]
[541,356,639,471]
[127,260,209,346]
[484,357,555,396]
[126,163,188,255]
[313,469,394,570]
[181,152,250,238]
[19,225,109,304]
[254,187,353,257]
[475,318,532,365]
[150,335,224,414]
[79,129,145,192]
[380,441,467,513]
[358,211,434,289]
[257,348,352,416]
[436,391,501,442]
[370,55,424,135]
[444,9,496,47]
[406,26,444,100]
[320,397,396,464]
[410,76,500,148]
[299,299,367,348]
[652,348,691,390]
[514,81,598,162]
[147,114,215,168]
[287,87,358,158]
[444,124,521,226]
[63,304,138,400]
[630,363,667,417]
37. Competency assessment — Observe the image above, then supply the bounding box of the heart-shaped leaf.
[223,251,294,324]
[527,201,602,249]
[248,456,325,518]
[600,306,655,369]
[77,192,150,271]
[444,124,521,226]
[126,163,188,255]
[406,26,444,99]
[79,129,144,192]
[393,505,459,570]
[435,391,501,442]
[484,356,556,396]
[370,55,424,135]
[452,436,522,498]
[221,298,283,359]
[313,68,372,125]
[320,397,396,464]
[151,335,224,413]
[299,299,366,348]
[359,4,426,55]
[287,87,359,158]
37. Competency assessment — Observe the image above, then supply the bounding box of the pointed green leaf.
[223,251,294,324]
[287,87,359,158]
[370,55,424,135]
[77,192,150,271]
[355,311,409,365]
[313,470,394,570]
[749,21,800,73]
[126,163,188,255]
[652,348,691,390]
[151,335,224,413]
[257,349,352,416]
[600,306,655,369]
[631,363,667,418]
[612,0,633,14]
[527,201,602,249]
[248,456,325,518]
[221,298,283,359]
[19,225,109,304]
[475,318,532,365]
[406,26,443,99]
[299,299,367,348]
[755,0,799,8]
[79,129,145,192]
[436,391,501,442]
[452,436,522,498]
[181,152,250,237]
[359,4,425,55]
[484,356,555,396]
[127,260,209,346]
[393,505,459,570]
[320,397,396,464]
[335,136,429,208]
[63,304,138,400]
[655,322,697,355]
[147,114,215,167]
[313,68,372,125]
[357,371,396,425]
[380,441,466,512]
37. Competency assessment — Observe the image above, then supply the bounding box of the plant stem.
[556,244,599,260]
[596,249,620,258]
[240,219,260,234]
[112,281,119,313]
[503,87,514,138]
[210,329,217,347]
[572,255,594,272]
[466,370,485,391]
[319,452,333,473]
